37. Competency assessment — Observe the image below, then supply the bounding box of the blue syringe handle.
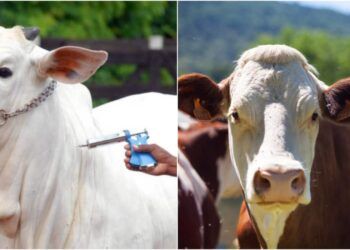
[124,130,157,168]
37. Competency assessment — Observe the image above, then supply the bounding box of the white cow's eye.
[231,111,240,122]
[0,67,12,78]
[311,112,318,122]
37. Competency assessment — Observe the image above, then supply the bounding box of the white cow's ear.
[178,73,231,120]
[38,46,108,84]
[321,77,350,122]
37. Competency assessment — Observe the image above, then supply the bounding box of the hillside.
[179,1,350,80]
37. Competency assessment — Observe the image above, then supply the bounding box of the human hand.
[124,143,177,176]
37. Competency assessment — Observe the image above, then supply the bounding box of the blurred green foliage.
[0,2,176,38]
[88,64,136,87]
[93,98,109,108]
[0,2,176,106]
[255,28,350,85]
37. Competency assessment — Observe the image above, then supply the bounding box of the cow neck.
[0,80,57,127]
[0,83,102,247]
[277,119,350,248]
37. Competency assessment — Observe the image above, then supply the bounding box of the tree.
[0,2,176,39]
[255,28,350,85]
[0,2,177,105]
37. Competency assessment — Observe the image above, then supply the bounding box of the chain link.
[0,80,57,126]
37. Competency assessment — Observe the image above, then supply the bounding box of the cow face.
[0,26,107,115]
[179,45,350,248]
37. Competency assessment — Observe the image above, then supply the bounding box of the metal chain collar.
[0,80,57,126]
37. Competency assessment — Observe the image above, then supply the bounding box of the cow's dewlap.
[249,203,298,249]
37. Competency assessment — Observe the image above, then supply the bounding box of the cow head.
[0,26,107,126]
[179,45,350,248]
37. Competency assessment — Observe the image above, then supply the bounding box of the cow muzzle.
[253,165,306,203]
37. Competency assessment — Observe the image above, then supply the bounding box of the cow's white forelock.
[237,44,319,76]
[0,26,35,52]
[227,45,321,248]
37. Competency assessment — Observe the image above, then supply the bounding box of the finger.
[139,167,151,173]
[140,166,157,174]
[124,159,130,168]
[125,162,138,171]
[124,144,130,150]
[125,151,131,157]
[133,144,157,152]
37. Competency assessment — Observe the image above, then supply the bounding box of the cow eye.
[311,112,318,122]
[0,67,12,78]
[231,111,240,121]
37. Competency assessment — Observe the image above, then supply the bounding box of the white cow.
[0,26,177,248]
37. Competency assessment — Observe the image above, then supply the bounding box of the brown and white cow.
[179,44,350,248]
[178,111,241,201]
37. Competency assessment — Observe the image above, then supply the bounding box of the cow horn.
[21,27,40,41]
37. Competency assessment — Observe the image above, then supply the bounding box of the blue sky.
[289,1,350,14]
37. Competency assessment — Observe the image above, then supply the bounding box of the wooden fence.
[41,38,177,100]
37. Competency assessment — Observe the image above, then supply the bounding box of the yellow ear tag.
[193,98,212,120]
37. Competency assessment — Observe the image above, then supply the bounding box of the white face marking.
[226,48,323,247]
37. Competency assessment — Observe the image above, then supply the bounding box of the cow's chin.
[247,202,299,249]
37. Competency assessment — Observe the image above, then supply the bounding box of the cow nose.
[253,167,305,203]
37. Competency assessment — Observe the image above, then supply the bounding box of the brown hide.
[178,179,203,248]
[178,153,221,249]
[236,118,350,248]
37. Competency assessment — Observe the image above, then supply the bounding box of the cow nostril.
[291,177,299,189]
[254,171,271,195]
[291,173,305,195]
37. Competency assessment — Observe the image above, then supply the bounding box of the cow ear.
[178,73,230,120]
[38,46,108,84]
[321,77,350,122]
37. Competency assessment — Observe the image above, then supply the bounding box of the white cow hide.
[0,26,177,249]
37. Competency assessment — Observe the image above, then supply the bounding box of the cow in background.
[178,111,241,201]
[178,151,221,249]
[178,89,241,249]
